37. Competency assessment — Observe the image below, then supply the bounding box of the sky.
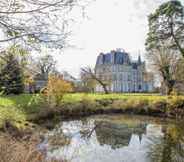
[53,0,183,78]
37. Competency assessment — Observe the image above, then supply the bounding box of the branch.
[0,0,70,14]
[170,17,184,57]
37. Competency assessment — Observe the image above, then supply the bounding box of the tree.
[0,0,89,49]
[81,67,111,94]
[174,58,184,94]
[146,46,179,95]
[80,70,97,92]
[43,75,73,106]
[34,54,56,79]
[0,49,24,94]
[175,59,184,82]
[146,0,184,58]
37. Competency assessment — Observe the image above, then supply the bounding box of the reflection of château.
[95,120,147,149]
[95,49,154,92]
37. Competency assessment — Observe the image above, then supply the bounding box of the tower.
[138,55,141,65]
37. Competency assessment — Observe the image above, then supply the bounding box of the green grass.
[63,93,167,103]
[0,94,43,128]
[0,93,183,129]
[0,93,168,107]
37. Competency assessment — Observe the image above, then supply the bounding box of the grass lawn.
[63,93,167,103]
[0,94,43,128]
[0,93,183,128]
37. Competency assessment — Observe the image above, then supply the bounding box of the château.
[95,49,154,92]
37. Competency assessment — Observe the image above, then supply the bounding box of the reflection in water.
[95,120,147,149]
[39,115,184,162]
[148,122,184,162]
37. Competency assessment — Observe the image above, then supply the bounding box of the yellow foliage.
[43,75,73,106]
[24,76,35,86]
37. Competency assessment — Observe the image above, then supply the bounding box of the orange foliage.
[43,75,73,106]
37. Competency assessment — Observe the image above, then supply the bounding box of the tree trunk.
[165,80,175,95]
[95,78,110,94]
[102,84,109,94]
[167,86,173,95]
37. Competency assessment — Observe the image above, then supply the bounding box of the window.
[113,74,117,81]
[138,85,142,90]
[128,74,131,81]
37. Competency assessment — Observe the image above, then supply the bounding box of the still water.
[39,115,184,162]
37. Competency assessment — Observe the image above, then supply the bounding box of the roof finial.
[138,50,141,64]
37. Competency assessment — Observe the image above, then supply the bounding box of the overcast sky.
[53,0,184,78]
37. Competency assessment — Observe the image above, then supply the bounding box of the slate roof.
[96,50,141,66]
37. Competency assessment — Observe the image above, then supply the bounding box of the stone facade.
[95,49,154,93]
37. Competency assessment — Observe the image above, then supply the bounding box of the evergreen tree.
[0,52,24,94]
[146,0,184,57]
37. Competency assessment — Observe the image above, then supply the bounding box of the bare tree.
[34,54,56,79]
[147,46,179,95]
[0,0,90,49]
[80,69,96,92]
[81,67,110,94]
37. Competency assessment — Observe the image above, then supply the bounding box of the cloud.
[131,0,166,19]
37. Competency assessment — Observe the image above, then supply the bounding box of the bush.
[167,96,184,118]
[42,75,73,107]
[168,96,184,109]
[150,100,167,111]
[80,94,99,110]
[0,106,26,129]
[111,99,128,109]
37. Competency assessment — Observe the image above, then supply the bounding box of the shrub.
[80,94,99,110]
[0,106,26,129]
[151,100,167,112]
[111,99,128,109]
[164,96,184,118]
[169,96,184,109]
[43,75,73,107]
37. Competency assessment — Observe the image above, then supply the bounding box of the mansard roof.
[96,49,142,66]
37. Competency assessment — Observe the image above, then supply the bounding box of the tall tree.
[0,49,24,94]
[146,0,184,58]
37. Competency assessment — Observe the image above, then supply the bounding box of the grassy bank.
[0,94,43,129]
[0,93,184,129]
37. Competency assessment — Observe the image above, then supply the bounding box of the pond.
[38,115,184,162]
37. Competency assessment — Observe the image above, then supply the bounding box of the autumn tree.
[44,75,73,106]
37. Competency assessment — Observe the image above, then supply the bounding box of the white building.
[95,49,154,93]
